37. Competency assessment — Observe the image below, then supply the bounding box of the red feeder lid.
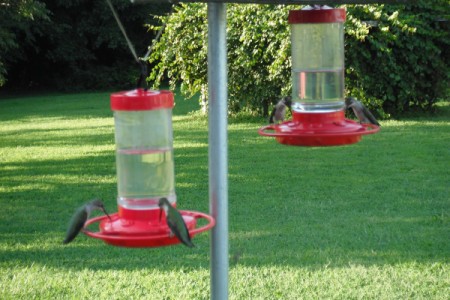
[289,7,346,24]
[83,206,215,248]
[111,88,174,111]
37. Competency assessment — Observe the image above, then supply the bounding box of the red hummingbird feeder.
[83,89,215,247]
[259,6,379,146]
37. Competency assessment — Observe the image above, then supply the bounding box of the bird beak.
[102,208,112,221]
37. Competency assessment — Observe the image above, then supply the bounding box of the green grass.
[0,91,449,299]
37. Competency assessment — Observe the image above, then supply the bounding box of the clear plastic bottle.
[289,6,346,113]
[110,89,175,210]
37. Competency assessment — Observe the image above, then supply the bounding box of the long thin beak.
[102,208,112,221]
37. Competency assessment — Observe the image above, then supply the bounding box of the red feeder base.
[259,110,379,146]
[83,205,215,248]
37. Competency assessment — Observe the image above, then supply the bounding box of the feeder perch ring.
[259,119,379,147]
[83,210,215,248]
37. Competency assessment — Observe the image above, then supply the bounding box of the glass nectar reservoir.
[289,6,346,113]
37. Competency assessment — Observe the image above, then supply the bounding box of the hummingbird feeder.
[259,6,379,146]
[84,89,215,247]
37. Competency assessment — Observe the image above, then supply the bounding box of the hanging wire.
[143,20,168,61]
[105,0,172,89]
[105,0,140,64]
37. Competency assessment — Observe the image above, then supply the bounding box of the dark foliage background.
[0,0,170,92]
[1,1,448,117]
[345,2,450,116]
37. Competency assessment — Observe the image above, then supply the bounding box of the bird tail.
[269,107,276,124]
[184,240,195,248]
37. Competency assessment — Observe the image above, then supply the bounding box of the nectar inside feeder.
[259,6,379,146]
[83,89,215,247]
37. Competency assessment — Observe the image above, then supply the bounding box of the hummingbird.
[63,199,111,244]
[345,96,380,126]
[158,197,195,248]
[269,96,292,124]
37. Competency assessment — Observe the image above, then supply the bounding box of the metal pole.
[208,3,228,300]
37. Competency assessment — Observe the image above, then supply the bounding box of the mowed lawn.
[0,91,448,299]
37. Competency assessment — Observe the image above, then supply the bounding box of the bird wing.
[361,105,380,126]
[63,208,87,244]
[167,207,195,247]
[274,104,286,122]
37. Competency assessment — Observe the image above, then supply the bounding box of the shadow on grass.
[0,96,448,272]
[2,139,448,272]
[224,117,449,268]
[0,130,114,148]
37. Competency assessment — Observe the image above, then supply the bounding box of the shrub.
[148,3,449,117]
[345,1,449,116]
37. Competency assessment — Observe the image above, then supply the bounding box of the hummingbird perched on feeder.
[269,96,292,124]
[158,197,195,248]
[63,199,111,244]
[345,96,380,126]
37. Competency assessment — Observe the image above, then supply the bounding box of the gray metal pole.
[208,3,228,300]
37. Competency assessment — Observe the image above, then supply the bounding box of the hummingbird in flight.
[63,199,111,244]
[269,96,292,124]
[345,97,380,126]
[158,197,195,248]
